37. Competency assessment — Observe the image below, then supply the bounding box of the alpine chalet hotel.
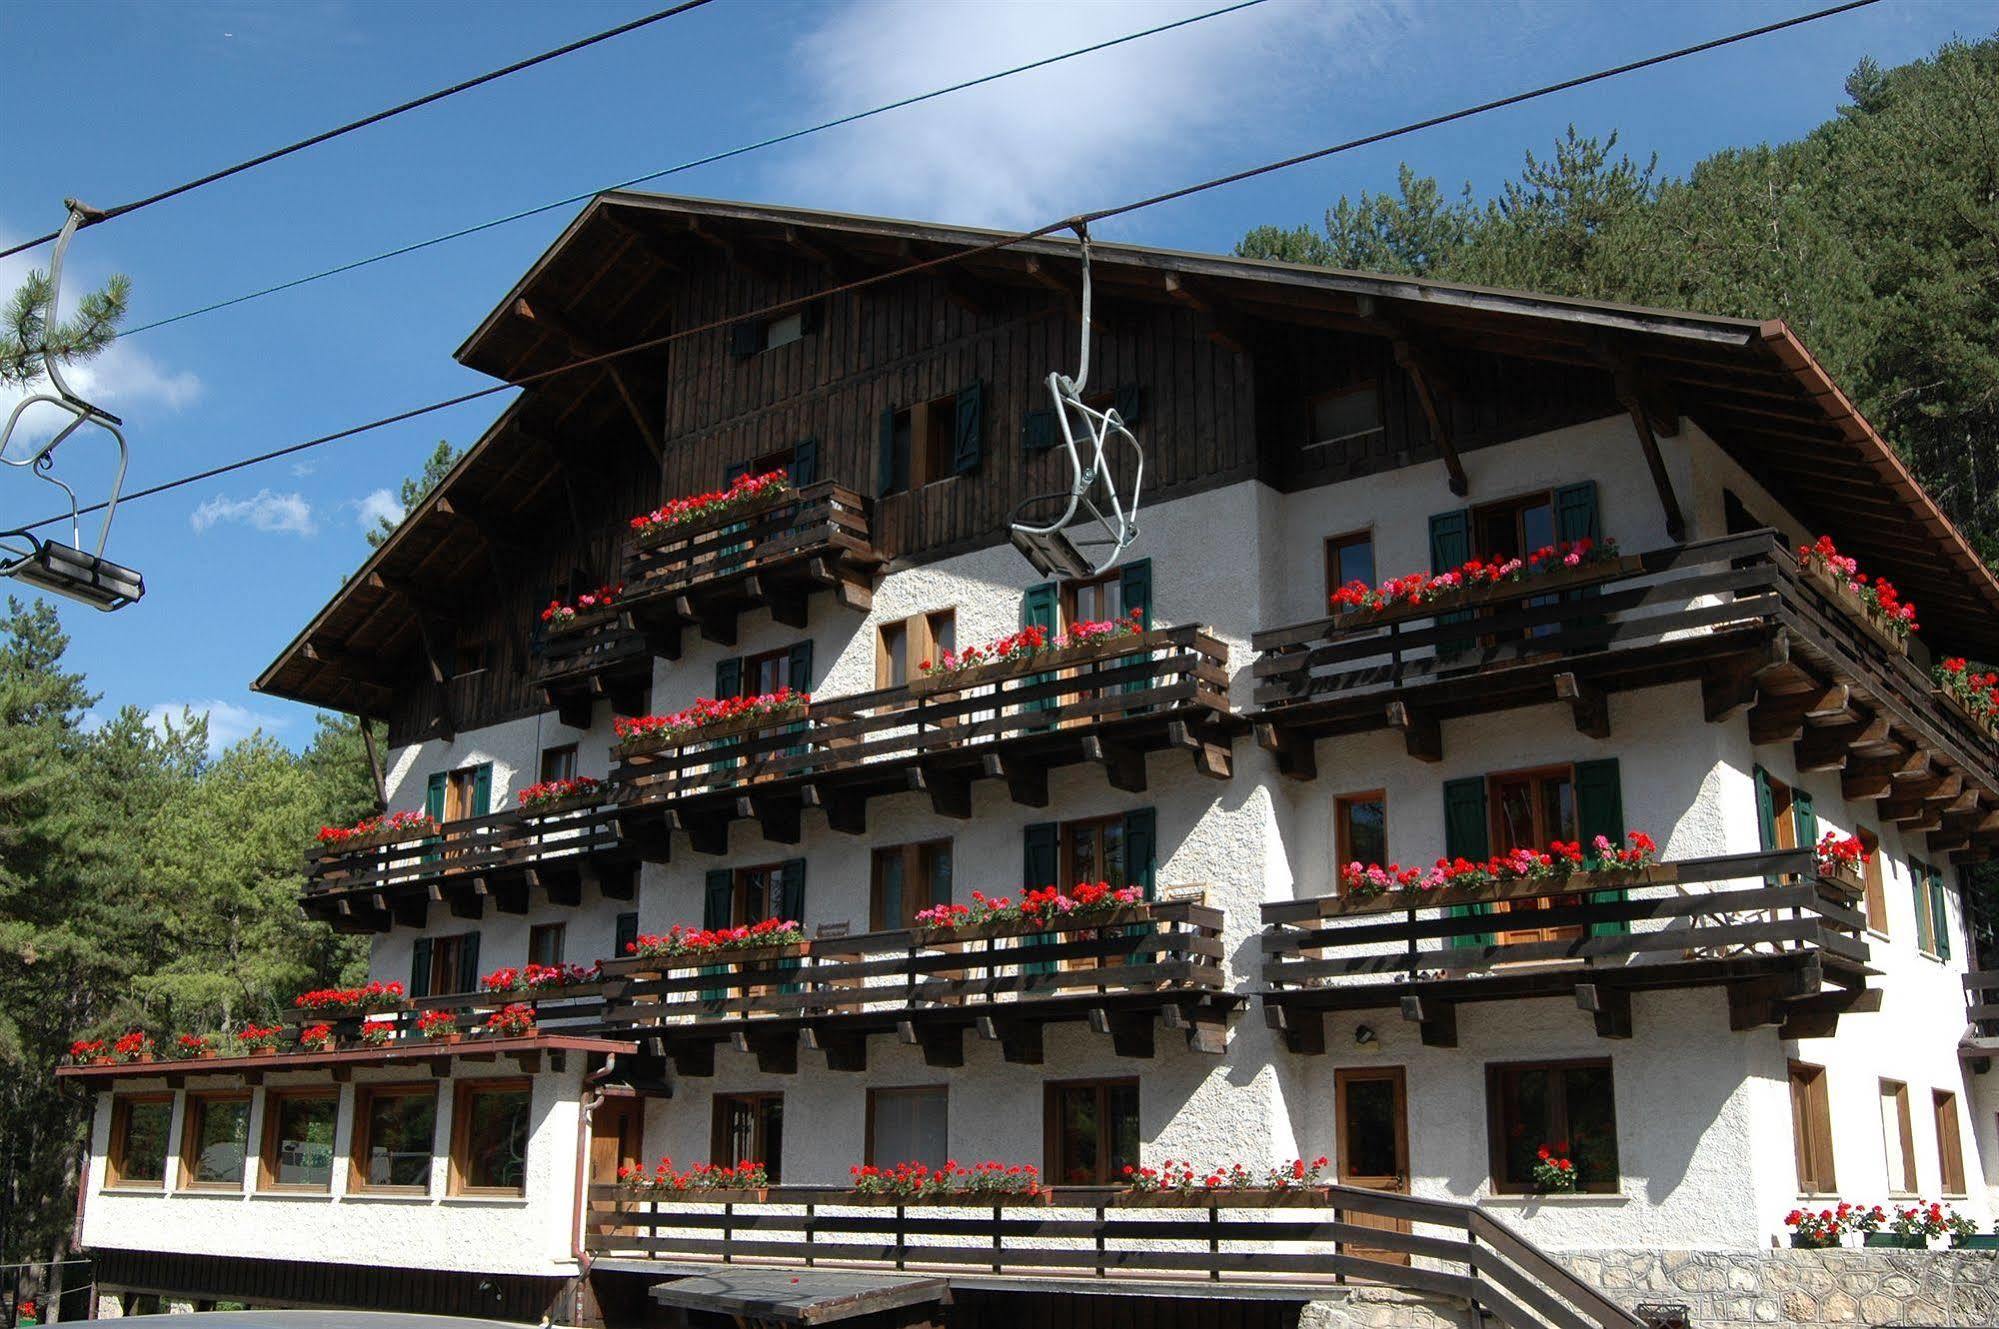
[61,195,1997,1329]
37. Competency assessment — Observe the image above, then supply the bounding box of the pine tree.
[365,439,462,548]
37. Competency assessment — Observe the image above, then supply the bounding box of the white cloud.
[351,487,403,531]
[770,0,1398,228]
[144,699,287,758]
[190,487,317,536]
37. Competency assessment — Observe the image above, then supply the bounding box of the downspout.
[570,1052,620,1318]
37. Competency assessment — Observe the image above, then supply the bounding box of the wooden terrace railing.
[1966,969,1999,1043]
[583,1185,1642,1329]
[530,613,656,727]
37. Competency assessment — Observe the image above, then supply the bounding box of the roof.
[255,193,1999,715]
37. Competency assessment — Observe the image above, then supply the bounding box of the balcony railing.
[583,1185,1641,1329]
[613,624,1236,844]
[302,801,641,928]
[530,612,657,728]
[620,481,880,649]
[1967,970,1999,1046]
[1258,848,1873,1045]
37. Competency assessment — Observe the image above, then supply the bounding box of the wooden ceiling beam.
[1162,271,1250,354]
[511,299,662,463]
[1602,347,1687,541]
[1363,296,1468,498]
[1024,255,1104,331]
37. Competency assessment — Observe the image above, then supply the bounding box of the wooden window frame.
[443,766,483,822]
[105,1093,174,1190]
[179,1090,253,1191]
[732,863,789,926]
[1933,1090,1966,1196]
[528,922,566,968]
[1323,529,1376,602]
[1789,1060,1837,1196]
[1060,815,1127,890]
[257,1086,340,1193]
[1859,826,1887,936]
[1879,1078,1916,1196]
[886,396,957,493]
[449,1078,534,1197]
[1335,790,1387,879]
[870,839,953,931]
[1470,490,1558,563]
[1485,1058,1620,1196]
[1059,571,1123,633]
[426,932,470,997]
[349,1082,439,1196]
[711,1091,784,1179]
[538,744,578,784]
[1305,381,1384,450]
[740,647,791,698]
[1911,858,1939,956]
[875,609,956,690]
[864,1085,950,1167]
[1042,1077,1140,1186]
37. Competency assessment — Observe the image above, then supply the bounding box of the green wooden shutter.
[456,932,482,996]
[877,408,899,497]
[879,853,905,930]
[1022,409,1058,452]
[933,844,952,905]
[701,869,733,1006]
[471,764,493,817]
[1553,482,1601,543]
[1754,765,1781,886]
[1021,582,1059,715]
[787,641,814,693]
[614,911,639,959]
[1113,384,1144,428]
[1429,510,1474,659]
[410,937,433,998]
[1123,807,1158,902]
[778,859,808,991]
[1120,559,1153,628]
[789,438,820,486]
[1443,777,1492,947]
[1575,758,1628,938]
[953,380,985,475]
[1022,822,1061,976]
[716,657,742,699]
[1930,866,1951,960]
[1791,787,1817,856]
[425,772,447,821]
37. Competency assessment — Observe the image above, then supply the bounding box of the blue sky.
[1,0,1989,754]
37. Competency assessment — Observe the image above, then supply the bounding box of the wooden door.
[1335,1067,1410,1269]
[1490,769,1583,946]
[590,1097,644,1185]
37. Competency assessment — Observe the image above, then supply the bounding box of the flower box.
[1333,554,1642,629]
[908,628,1165,697]
[1117,1188,1328,1208]
[1320,864,1673,919]
[637,1188,769,1205]
[1798,563,1909,657]
[1862,1233,1928,1249]
[614,704,810,759]
[1788,1233,1841,1250]
[1817,862,1867,900]
[517,792,604,820]
[544,606,622,639]
[1950,1234,1999,1249]
[626,941,811,970]
[844,1191,1053,1207]
[1932,686,1999,740]
[629,483,795,552]
[910,904,1154,948]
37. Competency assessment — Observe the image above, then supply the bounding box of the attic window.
[1306,382,1384,450]
[731,304,821,359]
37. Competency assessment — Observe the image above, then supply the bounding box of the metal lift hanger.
[1009,224,1144,580]
[0,201,144,610]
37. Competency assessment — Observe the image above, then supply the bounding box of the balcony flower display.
[415,1010,459,1041]
[628,469,791,541]
[298,1023,335,1053]
[1813,832,1871,894]
[1886,1201,1949,1243]
[613,688,809,750]
[917,609,1147,682]
[627,917,805,960]
[482,962,600,994]
[111,1031,154,1063]
[483,1003,537,1038]
[616,1157,770,1198]
[361,1019,396,1048]
[1120,1158,1330,1202]
[1329,538,1619,615]
[539,584,623,632]
[1795,535,1919,643]
[1934,657,1999,733]
[850,1161,1045,1203]
[170,1032,216,1060]
[913,881,1145,932]
[516,775,605,813]
[1338,832,1660,903]
[293,980,405,1013]
[1783,1205,1850,1249]
[65,1039,108,1065]
[1531,1145,1578,1194]
[315,809,438,849]
[234,1024,283,1055]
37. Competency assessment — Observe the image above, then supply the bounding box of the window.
[1046,1079,1139,1185]
[732,309,819,358]
[1473,492,1559,563]
[713,1093,784,1181]
[1911,857,1938,955]
[1859,826,1887,935]
[733,865,789,926]
[444,766,486,821]
[181,1092,252,1189]
[1788,1061,1837,1194]
[415,932,478,998]
[259,1089,338,1191]
[106,1095,172,1188]
[1335,792,1387,877]
[1061,571,1125,631]
[740,647,792,699]
[1487,1060,1619,1194]
[1934,1091,1966,1195]
[1324,529,1376,600]
[352,1084,437,1193]
[614,911,639,961]
[1063,816,1127,889]
[871,841,953,930]
[1307,382,1384,449]
[1488,766,1580,943]
[539,744,578,784]
[763,311,805,352]
[1879,1080,1915,1194]
[876,610,956,689]
[883,394,959,494]
[451,1079,532,1195]
[528,922,566,968]
[867,1087,949,1167]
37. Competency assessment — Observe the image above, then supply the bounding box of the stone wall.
[1556,1248,1999,1329]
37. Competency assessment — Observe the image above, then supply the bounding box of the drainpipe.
[571,1052,620,1311]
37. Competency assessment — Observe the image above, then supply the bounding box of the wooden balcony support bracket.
[1169,719,1235,780]
[1088,1006,1156,1060]
[1841,750,1908,802]
[914,1022,965,1069]
[983,753,1050,808]
[804,782,868,836]
[908,764,973,820]
[1574,983,1633,1040]
[672,807,733,857]
[745,575,810,630]
[493,879,530,916]
[1255,721,1317,782]
[1399,994,1458,1048]
[1387,701,1442,763]
[1554,672,1610,740]
[601,864,640,901]
[447,884,486,921]
[1391,336,1468,497]
[669,1041,716,1079]
[1082,734,1148,793]
[980,1015,1044,1065]
[746,1030,799,1076]
[1750,683,1852,745]
[390,896,428,930]
[675,594,739,648]
[1613,357,1687,540]
[740,792,803,845]
[805,556,876,613]
[803,1027,868,1073]
[1171,1001,1231,1055]
[1263,1001,1327,1056]
[1702,637,1790,724]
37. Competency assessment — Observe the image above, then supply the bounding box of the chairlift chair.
[0,200,145,611]
[1009,225,1144,580]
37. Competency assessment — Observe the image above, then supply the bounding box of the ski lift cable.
[116,0,1274,340]
[0,0,722,263]
[6,0,1880,541]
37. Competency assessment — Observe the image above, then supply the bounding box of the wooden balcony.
[613,625,1238,852]
[301,801,652,932]
[583,1185,1641,1329]
[1252,531,1999,864]
[1259,848,1876,1049]
[620,481,881,651]
[531,612,660,729]
[1966,970,1999,1066]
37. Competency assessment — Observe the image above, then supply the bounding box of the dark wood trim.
[256,1084,341,1193]
[348,1081,440,1196]
[1483,1057,1618,1196]
[105,1092,174,1190]
[448,1076,535,1197]
[178,1090,253,1192]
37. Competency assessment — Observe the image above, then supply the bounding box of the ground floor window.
[867,1086,949,1167]
[1879,1080,1916,1195]
[181,1092,252,1189]
[1486,1060,1619,1194]
[1934,1090,1966,1195]
[107,1095,172,1187]
[1045,1079,1139,1185]
[1788,1061,1837,1195]
[713,1092,784,1182]
[353,1084,437,1193]
[451,1079,531,1195]
[259,1089,338,1190]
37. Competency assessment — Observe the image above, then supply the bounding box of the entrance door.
[590,1097,644,1184]
[1335,1067,1410,1270]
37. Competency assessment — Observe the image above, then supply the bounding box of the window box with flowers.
[1329,539,1632,627]
[233,1024,284,1056]
[847,1161,1049,1205]
[615,1158,770,1204]
[1865,1201,1950,1248]
[66,1039,110,1066]
[1949,1212,1999,1249]
[515,776,608,819]
[624,918,809,966]
[1814,833,1871,900]
[906,611,1150,696]
[360,1019,397,1048]
[628,471,793,551]
[1932,658,1999,739]
[1784,1205,1854,1249]
[482,1004,537,1039]
[315,810,439,853]
[171,1033,218,1061]
[112,1031,155,1064]
[416,1010,461,1044]
[1795,536,1919,655]
[539,585,624,636]
[293,981,406,1015]
[612,689,810,759]
[1327,833,1662,917]
[911,882,1146,946]
[482,962,603,997]
[297,1024,336,1053]
[1117,1158,1330,1206]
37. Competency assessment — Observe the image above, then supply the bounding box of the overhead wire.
[10,0,1882,537]
[117,0,1274,338]
[0,0,721,262]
